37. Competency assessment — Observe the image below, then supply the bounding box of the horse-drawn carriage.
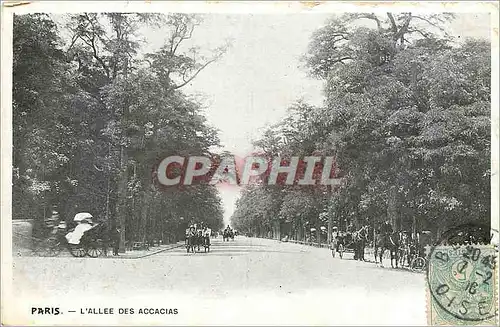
[373,227,433,271]
[66,220,109,257]
[34,212,110,258]
[223,227,234,241]
[330,226,369,260]
[331,232,354,259]
[185,226,211,253]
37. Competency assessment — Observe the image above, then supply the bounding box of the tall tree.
[13,13,227,245]
[233,13,490,242]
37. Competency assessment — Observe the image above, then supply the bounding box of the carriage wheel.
[69,245,86,257]
[338,244,344,259]
[86,245,103,258]
[410,257,426,272]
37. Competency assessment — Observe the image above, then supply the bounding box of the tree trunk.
[117,57,130,253]
[117,146,128,253]
[139,191,151,243]
[387,185,399,231]
[412,215,417,239]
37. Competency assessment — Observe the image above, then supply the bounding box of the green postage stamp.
[427,244,498,326]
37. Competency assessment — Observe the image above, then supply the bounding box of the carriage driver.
[55,219,67,235]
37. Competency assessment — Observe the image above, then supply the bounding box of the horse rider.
[53,219,67,240]
[56,219,67,231]
[47,211,64,235]
[46,210,59,228]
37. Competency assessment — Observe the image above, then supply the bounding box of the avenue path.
[10,236,426,325]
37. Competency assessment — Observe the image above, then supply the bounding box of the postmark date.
[427,244,497,324]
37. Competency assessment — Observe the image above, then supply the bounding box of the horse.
[201,231,211,252]
[223,228,233,241]
[195,230,204,252]
[186,230,197,253]
[374,231,400,268]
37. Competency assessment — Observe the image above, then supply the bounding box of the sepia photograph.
[1,1,498,326]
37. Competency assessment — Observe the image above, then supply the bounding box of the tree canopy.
[13,13,226,244]
[231,13,490,241]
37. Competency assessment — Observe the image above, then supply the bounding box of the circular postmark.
[426,223,497,322]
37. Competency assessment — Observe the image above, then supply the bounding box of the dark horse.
[352,226,370,261]
[223,228,234,241]
[186,230,197,253]
[374,231,400,268]
[194,230,205,252]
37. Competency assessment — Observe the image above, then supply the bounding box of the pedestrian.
[112,226,121,256]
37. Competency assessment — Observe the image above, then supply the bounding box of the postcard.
[1,1,498,325]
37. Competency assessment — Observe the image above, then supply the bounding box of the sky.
[144,14,330,155]
[147,13,490,226]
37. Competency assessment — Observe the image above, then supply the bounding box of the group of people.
[330,220,432,266]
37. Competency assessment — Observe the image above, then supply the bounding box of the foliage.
[12,13,226,243]
[231,13,490,239]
